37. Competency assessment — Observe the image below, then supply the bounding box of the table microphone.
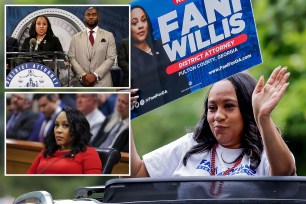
[29,38,37,52]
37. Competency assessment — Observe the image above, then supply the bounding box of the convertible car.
[13,176,306,203]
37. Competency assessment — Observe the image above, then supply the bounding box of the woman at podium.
[15,15,65,78]
[20,15,63,53]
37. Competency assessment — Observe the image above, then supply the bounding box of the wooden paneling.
[6,139,129,175]
[113,152,129,175]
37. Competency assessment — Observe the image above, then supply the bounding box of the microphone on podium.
[29,38,37,52]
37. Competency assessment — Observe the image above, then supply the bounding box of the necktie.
[89,30,94,46]
[7,112,20,130]
[39,119,50,142]
[101,120,123,148]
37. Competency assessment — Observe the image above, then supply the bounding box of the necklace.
[221,151,243,164]
[146,48,152,54]
[209,144,243,197]
[36,34,46,42]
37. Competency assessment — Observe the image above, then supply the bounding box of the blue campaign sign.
[130,0,262,119]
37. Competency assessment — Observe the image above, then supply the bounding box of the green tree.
[251,0,306,175]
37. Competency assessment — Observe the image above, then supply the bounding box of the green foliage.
[133,89,208,156]
[250,0,306,175]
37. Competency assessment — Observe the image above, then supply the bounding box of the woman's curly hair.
[43,107,92,158]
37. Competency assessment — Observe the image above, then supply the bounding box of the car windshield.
[101,177,306,203]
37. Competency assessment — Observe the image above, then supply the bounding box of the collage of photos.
[5,5,131,176]
[3,0,306,203]
[5,5,129,88]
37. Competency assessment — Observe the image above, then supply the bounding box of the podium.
[6,51,72,87]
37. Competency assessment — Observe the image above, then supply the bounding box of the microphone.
[29,38,37,52]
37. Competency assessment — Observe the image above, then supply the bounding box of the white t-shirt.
[143,133,270,177]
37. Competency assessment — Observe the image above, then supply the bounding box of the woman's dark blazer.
[21,36,63,52]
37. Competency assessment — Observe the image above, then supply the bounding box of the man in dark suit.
[6,36,19,75]
[6,36,19,52]
[91,93,129,152]
[118,37,129,87]
[68,7,116,87]
[28,94,62,142]
[6,93,39,140]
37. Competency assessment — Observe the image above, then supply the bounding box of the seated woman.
[130,66,296,177]
[27,108,102,174]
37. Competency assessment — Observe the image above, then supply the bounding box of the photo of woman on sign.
[130,6,189,118]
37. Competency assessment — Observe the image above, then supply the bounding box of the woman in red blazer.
[27,108,102,174]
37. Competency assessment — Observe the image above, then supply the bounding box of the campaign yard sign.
[130,0,262,119]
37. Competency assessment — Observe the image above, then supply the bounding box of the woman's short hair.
[43,107,92,158]
[29,15,55,39]
[183,72,263,170]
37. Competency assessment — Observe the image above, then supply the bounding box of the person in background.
[129,66,296,177]
[6,96,14,115]
[6,93,39,140]
[59,94,76,108]
[118,37,129,87]
[76,94,106,142]
[91,93,129,152]
[68,7,116,87]
[98,93,117,117]
[6,36,19,74]
[27,108,102,174]
[6,36,19,52]
[28,94,62,142]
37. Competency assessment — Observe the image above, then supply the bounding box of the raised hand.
[252,66,290,120]
[252,66,296,176]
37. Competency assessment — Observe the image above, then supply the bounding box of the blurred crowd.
[6,93,129,153]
